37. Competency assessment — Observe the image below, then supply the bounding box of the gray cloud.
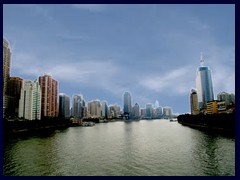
[71,4,106,12]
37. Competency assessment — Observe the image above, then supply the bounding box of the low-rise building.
[206,100,218,114]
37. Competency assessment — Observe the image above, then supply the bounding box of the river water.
[3,120,235,176]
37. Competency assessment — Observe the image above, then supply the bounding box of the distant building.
[206,100,218,114]
[3,38,11,116]
[163,106,172,118]
[155,100,160,109]
[196,54,214,110]
[123,92,132,115]
[59,93,70,118]
[132,103,140,119]
[6,77,23,117]
[39,74,58,118]
[140,108,146,118]
[190,89,199,115]
[18,80,41,120]
[88,100,101,118]
[108,104,121,118]
[146,103,153,119]
[217,101,227,113]
[72,94,85,119]
[153,106,163,119]
[217,92,235,106]
[101,101,108,118]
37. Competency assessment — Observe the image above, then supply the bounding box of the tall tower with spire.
[196,53,214,110]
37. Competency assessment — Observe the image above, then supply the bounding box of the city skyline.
[3,4,235,114]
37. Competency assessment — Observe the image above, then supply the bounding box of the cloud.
[71,4,106,12]
[56,34,89,40]
[139,65,195,95]
[16,4,55,22]
[207,47,235,95]
[11,52,42,78]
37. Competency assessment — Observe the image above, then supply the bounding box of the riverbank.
[177,113,235,136]
[3,118,72,138]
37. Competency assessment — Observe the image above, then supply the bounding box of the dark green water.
[3,120,235,176]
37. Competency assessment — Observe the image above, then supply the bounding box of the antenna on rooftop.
[200,52,204,67]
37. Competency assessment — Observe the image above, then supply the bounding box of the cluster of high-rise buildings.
[190,54,235,115]
[3,38,173,121]
[122,92,172,119]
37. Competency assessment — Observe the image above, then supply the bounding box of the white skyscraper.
[18,80,41,120]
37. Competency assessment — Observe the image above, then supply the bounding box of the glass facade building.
[123,92,132,114]
[196,66,214,109]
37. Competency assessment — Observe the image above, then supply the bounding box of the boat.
[82,122,95,127]
[170,118,177,122]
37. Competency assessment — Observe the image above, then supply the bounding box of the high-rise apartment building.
[196,54,214,110]
[132,103,140,119]
[155,106,163,118]
[39,74,58,118]
[87,100,101,118]
[59,93,70,118]
[108,104,121,118]
[3,38,11,115]
[101,101,108,118]
[123,92,132,115]
[163,106,172,118]
[217,92,235,105]
[146,103,153,119]
[18,80,41,120]
[190,89,199,115]
[6,77,23,117]
[72,94,85,119]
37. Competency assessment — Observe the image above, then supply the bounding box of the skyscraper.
[190,89,199,115]
[123,92,132,115]
[132,103,140,119]
[59,93,70,118]
[6,77,23,117]
[3,38,11,115]
[72,94,85,119]
[39,74,58,118]
[18,79,41,120]
[163,106,172,118]
[101,101,108,118]
[196,54,214,110]
[146,103,153,119]
[155,100,160,108]
[87,100,101,118]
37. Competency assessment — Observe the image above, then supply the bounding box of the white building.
[108,104,121,118]
[217,92,235,105]
[163,106,172,118]
[18,80,41,120]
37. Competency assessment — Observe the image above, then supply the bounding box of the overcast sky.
[3,4,235,114]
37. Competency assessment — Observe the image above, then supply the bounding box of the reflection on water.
[4,120,235,176]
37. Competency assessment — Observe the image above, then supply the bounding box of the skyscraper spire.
[200,52,204,66]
